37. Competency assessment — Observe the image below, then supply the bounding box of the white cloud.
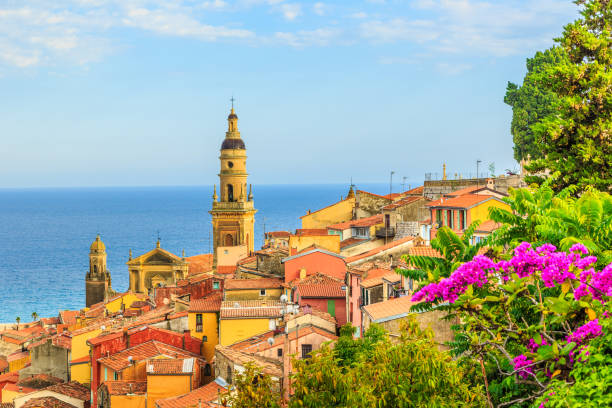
[350,11,367,19]
[313,2,325,16]
[280,3,301,21]
[275,27,338,47]
[363,0,577,57]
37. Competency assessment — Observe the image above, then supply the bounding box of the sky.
[0,0,580,188]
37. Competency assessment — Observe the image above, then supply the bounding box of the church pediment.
[127,247,185,266]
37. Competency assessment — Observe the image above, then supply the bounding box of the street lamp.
[476,160,482,192]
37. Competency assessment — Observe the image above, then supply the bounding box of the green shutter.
[327,300,335,317]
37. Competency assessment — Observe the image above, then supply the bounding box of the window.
[204,364,212,376]
[203,335,208,342]
[196,314,203,332]
[260,289,266,296]
[352,227,369,238]
[227,366,232,383]
[447,210,453,229]
[436,209,443,226]
[114,372,118,380]
[301,344,313,359]
[277,348,283,357]
[327,299,335,317]
[213,281,220,290]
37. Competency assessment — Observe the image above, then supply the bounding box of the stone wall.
[355,192,391,218]
[256,253,285,276]
[19,340,69,381]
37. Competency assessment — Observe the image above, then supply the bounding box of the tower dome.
[90,234,106,252]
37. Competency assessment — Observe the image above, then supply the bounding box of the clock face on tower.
[228,161,234,168]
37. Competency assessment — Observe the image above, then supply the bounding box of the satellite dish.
[267,337,274,346]
[280,294,288,303]
[128,356,133,363]
[233,302,240,308]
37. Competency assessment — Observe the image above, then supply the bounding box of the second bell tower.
[209,106,257,263]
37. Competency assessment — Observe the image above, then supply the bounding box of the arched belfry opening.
[227,184,234,202]
[225,234,234,246]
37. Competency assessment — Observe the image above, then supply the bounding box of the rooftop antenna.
[476,159,482,194]
[402,176,407,191]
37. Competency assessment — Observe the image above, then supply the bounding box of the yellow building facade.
[219,318,272,346]
[300,191,356,229]
[70,327,103,385]
[188,311,218,363]
[288,234,341,254]
[210,107,257,263]
[126,241,189,295]
[146,372,192,408]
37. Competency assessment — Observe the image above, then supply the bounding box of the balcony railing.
[211,201,255,211]
[375,227,395,238]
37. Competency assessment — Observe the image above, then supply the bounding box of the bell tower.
[85,234,113,307]
[210,104,257,264]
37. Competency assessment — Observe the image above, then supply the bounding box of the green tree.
[527,0,612,191]
[31,312,38,322]
[504,47,567,162]
[219,362,282,408]
[289,321,485,408]
[15,316,20,330]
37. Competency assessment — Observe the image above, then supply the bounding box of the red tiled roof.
[40,317,59,325]
[17,374,63,390]
[69,355,90,365]
[7,350,29,362]
[340,237,367,249]
[21,397,74,408]
[59,310,80,326]
[266,231,290,238]
[156,381,227,408]
[102,380,147,395]
[98,340,202,372]
[361,271,401,288]
[406,246,443,259]
[0,372,19,384]
[224,278,283,290]
[294,274,345,298]
[216,265,237,275]
[363,296,415,322]
[344,236,415,264]
[185,254,214,275]
[231,326,337,353]
[189,292,222,313]
[3,382,35,394]
[293,229,329,236]
[403,186,424,195]
[220,301,283,319]
[356,190,393,201]
[146,358,195,375]
[215,346,282,377]
[327,214,384,230]
[43,381,90,401]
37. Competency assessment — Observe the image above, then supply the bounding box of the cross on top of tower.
[230,95,235,109]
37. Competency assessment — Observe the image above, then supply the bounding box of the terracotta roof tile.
[224,278,283,290]
[40,317,59,325]
[0,372,19,384]
[362,296,415,321]
[43,381,89,401]
[146,358,195,375]
[327,214,383,231]
[7,350,30,362]
[3,383,36,394]
[293,229,329,236]
[294,274,345,298]
[406,246,443,259]
[21,397,75,408]
[102,380,147,395]
[98,341,203,372]
[475,219,502,233]
[361,272,402,289]
[220,301,283,319]
[339,237,367,249]
[156,381,227,408]
[266,231,290,238]
[344,236,415,264]
[189,292,222,313]
[186,254,214,275]
[216,265,237,275]
[356,190,393,201]
[17,374,63,390]
[230,326,336,354]
[58,311,80,326]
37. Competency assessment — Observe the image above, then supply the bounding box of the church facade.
[210,107,257,263]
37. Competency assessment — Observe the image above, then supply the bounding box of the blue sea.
[0,183,411,322]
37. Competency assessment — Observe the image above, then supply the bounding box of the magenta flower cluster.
[412,241,612,305]
[566,320,603,345]
[512,354,534,379]
[528,337,549,353]
[411,255,496,302]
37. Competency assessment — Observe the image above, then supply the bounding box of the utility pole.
[389,171,395,197]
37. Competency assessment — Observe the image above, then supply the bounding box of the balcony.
[375,227,395,238]
[211,201,255,211]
